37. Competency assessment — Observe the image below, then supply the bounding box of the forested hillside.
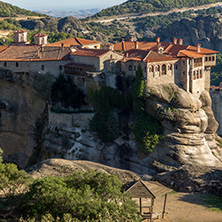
[0,1,44,17]
[93,0,222,17]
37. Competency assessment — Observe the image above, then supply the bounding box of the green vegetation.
[88,85,123,143]
[0,163,32,197]
[19,171,140,221]
[203,194,222,212]
[51,74,86,110]
[211,54,222,86]
[0,154,141,222]
[34,73,55,99]
[0,148,2,163]
[0,1,44,17]
[93,0,222,17]
[132,65,164,153]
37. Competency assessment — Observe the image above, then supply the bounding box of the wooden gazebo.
[124,180,172,221]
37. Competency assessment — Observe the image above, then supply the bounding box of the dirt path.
[149,192,222,222]
[92,2,222,23]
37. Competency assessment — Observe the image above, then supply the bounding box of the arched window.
[59,65,62,71]
[197,70,199,79]
[41,65,45,71]
[16,62,19,67]
[4,62,6,67]
[200,70,203,78]
[149,65,154,72]
[162,64,166,75]
[169,64,173,71]
[209,57,212,61]
[193,71,196,80]
[205,57,208,62]
[212,56,215,61]
[128,65,132,71]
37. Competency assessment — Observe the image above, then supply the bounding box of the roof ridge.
[143,50,151,61]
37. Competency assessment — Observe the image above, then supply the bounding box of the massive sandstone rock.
[160,15,222,52]
[146,83,222,167]
[0,69,46,168]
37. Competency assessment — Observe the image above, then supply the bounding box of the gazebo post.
[162,194,168,218]
[150,198,155,222]
[139,198,142,214]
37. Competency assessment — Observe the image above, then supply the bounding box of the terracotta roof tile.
[34,33,48,37]
[14,29,27,33]
[124,49,177,62]
[47,37,101,47]
[70,48,110,58]
[0,45,70,61]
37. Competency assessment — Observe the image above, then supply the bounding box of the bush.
[88,85,124,142]
[132,65,164,153]
[51,74,86,109]
[0,163,32,196]
[0,148,2,163]
[34,72,55,99]
[19,171,141,221]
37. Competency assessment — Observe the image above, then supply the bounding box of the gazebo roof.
[124,180,172,199]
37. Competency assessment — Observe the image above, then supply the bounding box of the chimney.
[197,43,201,52]
[156,37,160,43]
[173,38,177,44]
[178,38,183,45]
[135,41,139,49]
[130,36,134,42]
[121,38,124,42]
[126,53,129,58]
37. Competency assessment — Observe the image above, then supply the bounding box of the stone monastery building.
[0,30,217,97]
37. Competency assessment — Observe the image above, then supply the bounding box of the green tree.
[0,148,2,163]
[51,74,86,110]
[132,65,164,153]
[88,85,123,142]
[19,171,141,221]
[0,163,32,196]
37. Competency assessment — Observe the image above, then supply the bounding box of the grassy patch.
[203,194,222,212]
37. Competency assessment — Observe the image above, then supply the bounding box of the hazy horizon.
[1,0,127,10]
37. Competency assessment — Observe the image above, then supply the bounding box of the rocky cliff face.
[146,83,222,167]
[159,15,222,51]
[0,69,46,168]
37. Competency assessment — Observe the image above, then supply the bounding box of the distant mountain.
[35,8,100,18]
[92,0,222,17]
[0,0,44,17]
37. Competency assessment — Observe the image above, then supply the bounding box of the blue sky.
[2,0,127,10]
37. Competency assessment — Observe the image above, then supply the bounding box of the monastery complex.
[0,29,218,97]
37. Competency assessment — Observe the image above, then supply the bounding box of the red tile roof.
[14,29,27,33]
[0,45,70,61]
[47,37,101,47]
[124,49,177,62]
[70,48,110,58]
[114,40,218,59]
[34,33,48,37]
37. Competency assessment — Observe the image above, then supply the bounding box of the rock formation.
[146,83,222,167]
[0,69,46,168]
[160,15,222,52]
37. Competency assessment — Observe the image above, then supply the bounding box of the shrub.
[0,163,32,196]
[19,171,141,221]
[132,65,164,153]
[51,74,86,109]
[88,85,123,142]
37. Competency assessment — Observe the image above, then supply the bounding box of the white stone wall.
[30,60,69,77]
[0,60,69,77]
